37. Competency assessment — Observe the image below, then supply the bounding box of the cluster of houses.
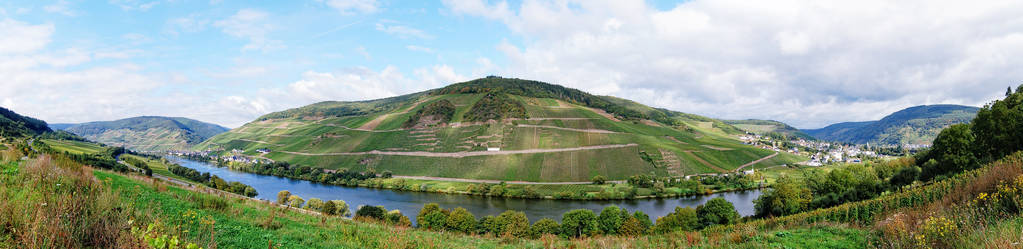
[740,133,897,167]
[167,149,272,164]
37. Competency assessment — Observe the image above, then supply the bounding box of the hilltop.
[803,104,979,145]
[65,116,228,151]
[0,106,51,138]
[198,77,801,182]
[724,119,815,140]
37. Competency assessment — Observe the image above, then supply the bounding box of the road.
[734,152,779,172]
[278,143,638,158]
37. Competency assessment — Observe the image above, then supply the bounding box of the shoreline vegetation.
[171,153,766,201]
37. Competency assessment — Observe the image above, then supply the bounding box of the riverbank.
[169,154,766,201]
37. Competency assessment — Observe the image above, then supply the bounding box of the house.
[487,147,501,152]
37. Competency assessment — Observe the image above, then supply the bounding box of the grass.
[41,139,104,154]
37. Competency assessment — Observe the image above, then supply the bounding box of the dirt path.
[683,151,728,173]
[357,97,435,130]
[516,124,618,134]
[393,175,625,185]
[278,143,638,158]
[734,152,779,172]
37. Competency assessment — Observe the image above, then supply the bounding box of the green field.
[41,139,104,154]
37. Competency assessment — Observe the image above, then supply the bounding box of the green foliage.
[385,210,412,227]
[591,175,606,185]
[561,209,598,238]
[697,197,740,227]
[446,207,477,234]
[0,106,51,137]
[65,116,228,151]
[355,205,387,220]
[306,198,324,211]
[889,166,921,187]
[287,195,305,208]
[597,205,627,235]
[328,200,350,217]
[653,207,698,233]
[403,99,456,128]
[168,163,257,197]
[971,86,1023,162]
[632,211,652,231]
[494,210,530,238]
[922,124,978,180]
[463,92,528,122]
[618,217,646,236]
[529,218,561,239]
[476,215,498,235]
[277,190,291,205]
[755,175,811,217]
[416,203,449,230]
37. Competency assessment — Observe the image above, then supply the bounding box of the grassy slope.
[199,84,801,182]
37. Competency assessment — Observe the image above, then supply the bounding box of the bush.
[529,218,561,239]
[355,205,386,220]
[697,197,739,227]
[922,124,979,180]
[592,175,606,185]
[416,203,449,230]
[754,175,811,217]
[597,205,627,235]
[288,195,305,208]
[561,209,598,238]
[329,200,350,217]
[618,217,646,236]
[653,207,698,233]
[306,198,324,211]
[446,207,477,234]
[477,215,498,235]
[495,210,530,238]
[385,210,412,227]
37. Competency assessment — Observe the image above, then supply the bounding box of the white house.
[487,147,501,152]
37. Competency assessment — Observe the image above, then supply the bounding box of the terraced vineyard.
[198,77,802,182]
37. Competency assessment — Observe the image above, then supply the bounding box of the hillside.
[0,106,51,137]
[66,116,228,151]
[724,119,815,140]
[198,77,801,182]
[803,104,979,145]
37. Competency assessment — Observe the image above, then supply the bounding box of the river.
[168,157,762,224]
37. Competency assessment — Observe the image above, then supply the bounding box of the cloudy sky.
[1,0,1021,129]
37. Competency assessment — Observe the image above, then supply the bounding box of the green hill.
[66,116,228,151]
[0,106,51,138]
[803,104,979,145]
[198,77,801,182]
[724,119,815,140]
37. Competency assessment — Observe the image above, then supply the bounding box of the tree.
[697,197,739,227]
[561,209,598,238]
[972,85,1023,162]
[529,218,561,239]
[288,195,305,208]
[477,216,497,235]
[381,170,393,178]
[306,198,324,211]
[889,166,921,187]
[653,207,698,233]
[277,190,291,206]
[330,200,351,217]
[355,205,386,220]
[385,210,412,227]
[632,211,652,232]
[322,199,337,215]
[597,205,627,235]
[754,175,811,217]
[618,217,645,236]
[495,210,530,238]
[446,207,477,234]
[592,175,607,185]
[416,203,449,230]
[1008,86,1013,97]
[922,124,978,180]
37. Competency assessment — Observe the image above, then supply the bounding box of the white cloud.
[109,0,160,11]
[0,18,54,54]
[405,45,434,53]
[375,22,434,39]
[43,0,76,16]
[445,0,1023,128]
[165,14,209,35]
[214,9,284,52]
[325,0,379,15]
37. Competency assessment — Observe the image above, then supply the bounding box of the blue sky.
[2,0,1022,128]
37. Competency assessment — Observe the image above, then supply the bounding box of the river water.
[168,156,762,224]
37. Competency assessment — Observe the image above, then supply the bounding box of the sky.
[1,0,1022,129]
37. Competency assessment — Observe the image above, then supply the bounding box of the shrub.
[632,211,653,231]
[276,190,291,205]
[288,195,305,208]
[385,210,412,227]
[477,215,498,235]
[495,210,530,238]
[355,205,386,220]
[329,200,351,217]
[561,209,598,238]
[653,207,698,233]
[618,217,646,236]
[416,203,449,230]
[592,175,606,185]
[597,205,627,235]
[446,207,477,234]
[322,199,337,215]
[306,198,324,211]
[529,218,561,239]
[697,197,739,227]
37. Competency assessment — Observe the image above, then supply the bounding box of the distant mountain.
[803,105,980,145]
[65,116,228,151]
[725,119,815,140]
[49,123,76,130]
[0,107,52,137]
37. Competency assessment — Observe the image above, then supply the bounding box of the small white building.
[487,147,501,152]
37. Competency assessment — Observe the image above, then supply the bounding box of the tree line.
[168,162,258,197]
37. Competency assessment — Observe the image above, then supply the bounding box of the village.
[738,133,912,167]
